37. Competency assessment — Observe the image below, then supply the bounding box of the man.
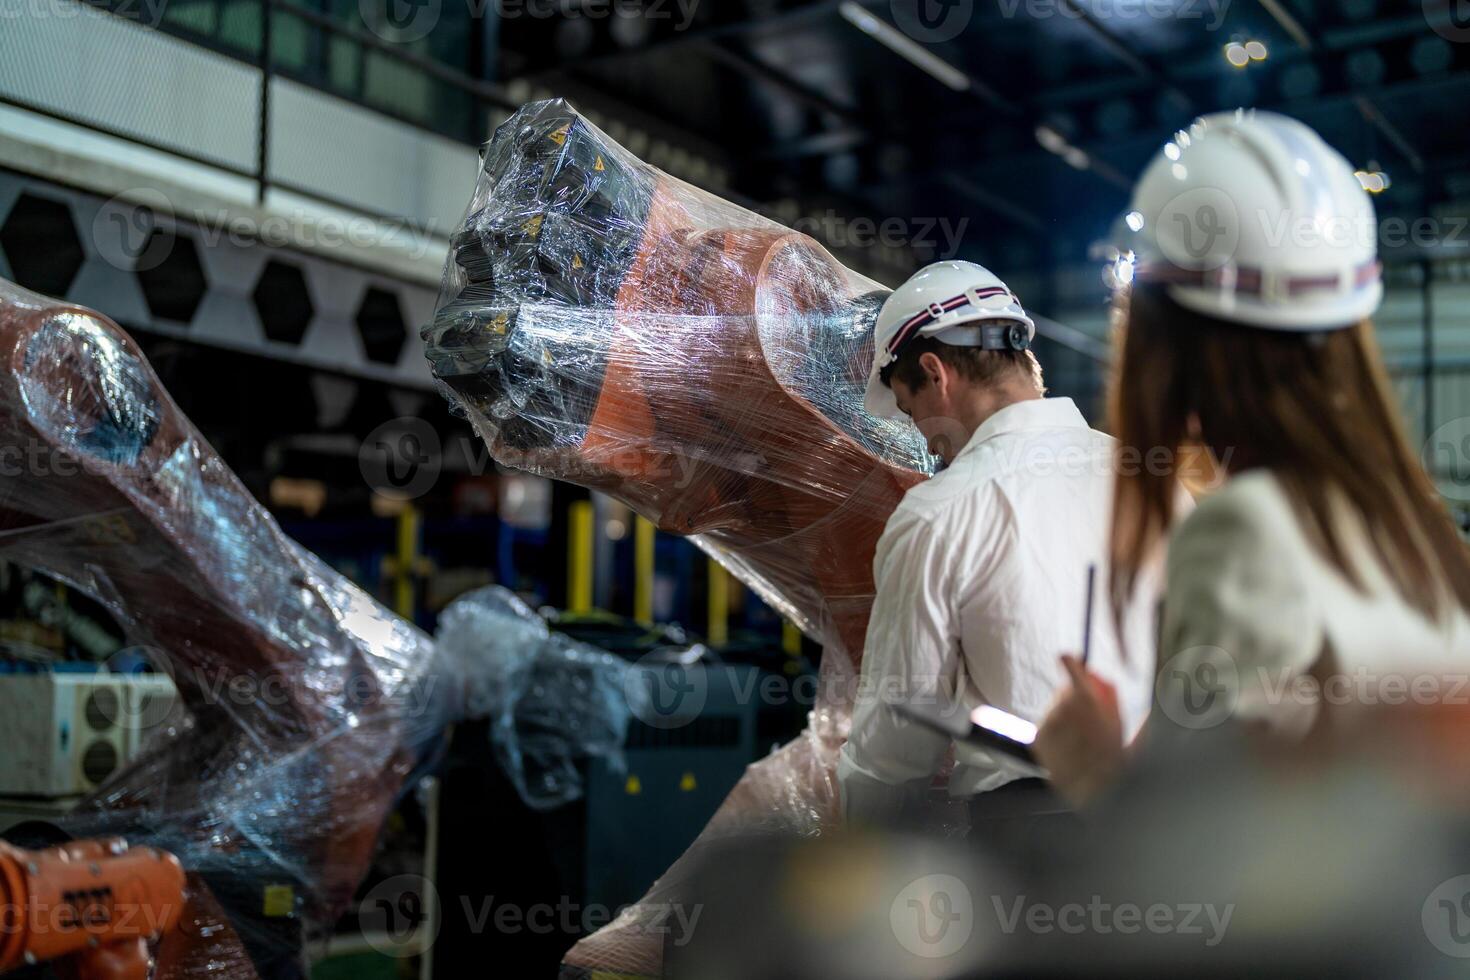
[837,260,1156,829]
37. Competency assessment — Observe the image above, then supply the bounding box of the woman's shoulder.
[1163,469,1322,644]
[1170,469,1305,563]
[1159,470,1326,735]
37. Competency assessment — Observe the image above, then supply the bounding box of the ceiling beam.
[787,12,1465,176]
[1055,0,1192,112]
[752,127,871,161]
[939,173,1046,232]
[1354,95,1425,175]
[841,63,1470,238]
[699,40,865,125]
[522,0,870,82]
[1256,0,1315,51]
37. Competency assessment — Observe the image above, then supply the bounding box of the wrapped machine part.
[437,584,643,810]
[425,99,935,976]
[0,277,451,979]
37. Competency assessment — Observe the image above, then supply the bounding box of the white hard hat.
[863,260,1035,418]
[1123,108,1382,331]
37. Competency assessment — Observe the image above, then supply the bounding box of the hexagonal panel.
[253,260,314,345]
[136,229,208,324]
[0,193,85,298]
[356,286,408,365]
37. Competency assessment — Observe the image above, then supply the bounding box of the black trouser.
[967,778,1078,863]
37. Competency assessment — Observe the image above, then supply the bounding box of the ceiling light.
[1105,250,1136,290]
[1355,169,1390,194]
[1034,124,1104,177]
[839,2,971,92]
[1225,42,1250,68]
[1035,125,1067,153]
[1245,40,1268,61]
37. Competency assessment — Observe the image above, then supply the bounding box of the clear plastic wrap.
[0,278,451,979]
[436,584,641,809]
[424,99,938,976]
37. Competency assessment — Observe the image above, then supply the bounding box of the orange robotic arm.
[425,99,930,667]
[0,838,184,980]
[424,100,935,976]
[0,279,446,979]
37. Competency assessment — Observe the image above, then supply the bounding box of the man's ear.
[918,350,947,395]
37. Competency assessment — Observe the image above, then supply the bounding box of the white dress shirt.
[1156,469,1470,737]
[837,397,1159,822]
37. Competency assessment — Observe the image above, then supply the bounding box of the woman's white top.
[1155,470,1470,737]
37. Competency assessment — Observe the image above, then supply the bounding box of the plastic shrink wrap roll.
[423,99,936,976]
[0,277,449,979]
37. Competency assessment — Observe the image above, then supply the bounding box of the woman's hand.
[1034,654,1126,808]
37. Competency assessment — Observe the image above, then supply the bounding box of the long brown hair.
[1109,281,1470,625]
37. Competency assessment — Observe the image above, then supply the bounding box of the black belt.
[968,777,1070,823]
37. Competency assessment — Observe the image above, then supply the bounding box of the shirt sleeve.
[837,504,963,824]
[1155,480,1325,738]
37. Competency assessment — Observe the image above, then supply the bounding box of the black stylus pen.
[1081,563,1096,667]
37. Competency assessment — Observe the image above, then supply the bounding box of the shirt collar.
[952,397,1088,462]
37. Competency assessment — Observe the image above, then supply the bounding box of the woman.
[1035,109,1470,805]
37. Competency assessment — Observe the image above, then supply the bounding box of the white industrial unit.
[122,674,177,760]
[0,673,177,798]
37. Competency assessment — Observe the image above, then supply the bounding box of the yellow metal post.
[707,558,728,648]
[568,500,594,614]
[782,620,805,676]
[395,505,420,620]
[634,516,655,626]
[783,620,803,657]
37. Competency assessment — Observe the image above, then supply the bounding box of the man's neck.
[954,384,1043,450]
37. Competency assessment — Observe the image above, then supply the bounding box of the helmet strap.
[929,321,1033,353]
